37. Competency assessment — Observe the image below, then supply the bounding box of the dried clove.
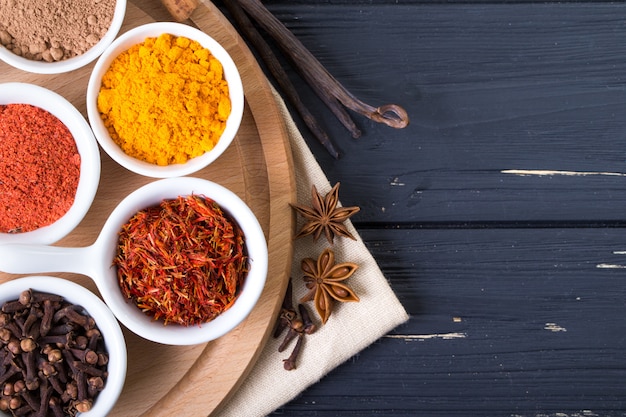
[69,348,99,365]
[22,306,42,338]
[0,364,19,386]
[74,398,93,413]
[53,305,94,331]
[21,350,39,390]
[37,332,72,348]
[6,338,21,356]
[87,376,104,398]
[48,396,64,417]
[39,300,55,337]
[1,300,29,314]
[36,379,53,417]
[18,290,33,307]
[273,280,297,338]
[277,317,302,353]
[298,303,317,335]
[18,389,39,413]
[46,322,76,337]
[43,370,65,396]
[0,396,8,411]
[0,328,11,343]
[86,328,101,352]
[273,281,317,370]
[75,369,87,402]
[282,333,304,371]
[1,320,21,340]
[73,361,108,378]
[19,338,36,353]
[44,348,62,364]
[0,289,109,417]
[97,353,109,367]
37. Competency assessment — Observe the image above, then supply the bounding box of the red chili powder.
[0,104,81,233]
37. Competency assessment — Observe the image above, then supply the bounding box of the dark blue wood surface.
[220,1,626,416]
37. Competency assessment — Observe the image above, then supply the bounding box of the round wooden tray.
[0,1,296,415]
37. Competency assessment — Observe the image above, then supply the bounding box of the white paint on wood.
[544,323,567,332]
[501,169,626,177]
[596,263,626,269]
[386,332,467,341]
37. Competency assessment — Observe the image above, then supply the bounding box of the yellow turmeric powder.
[97,33,232,166]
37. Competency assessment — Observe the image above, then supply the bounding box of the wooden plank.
[274,227,626,416]
[234,2,626,224]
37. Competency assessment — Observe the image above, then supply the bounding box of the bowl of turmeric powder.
[86,22,245,178]
[0,0,127,74]
[0,82,101,245]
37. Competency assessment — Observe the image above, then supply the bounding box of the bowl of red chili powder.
[0,0,127,74]
[0,82,101,245]
[86,22,244,178]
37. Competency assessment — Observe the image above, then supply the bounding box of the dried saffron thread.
[114,195,248,326]
[0,103,81,233]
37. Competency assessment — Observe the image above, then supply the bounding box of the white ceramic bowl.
[0,82,101,245]
[0,177,268,345]
[0,276,127,417]
[86,22,245,178]
[0,0,126,74]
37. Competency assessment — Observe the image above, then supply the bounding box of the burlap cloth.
[217,90,409,416]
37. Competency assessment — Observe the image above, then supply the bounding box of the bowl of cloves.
[0,276,127,417]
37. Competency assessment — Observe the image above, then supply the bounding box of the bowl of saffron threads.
[86,22,244,178]
[0,177,268,346]
[0,0,127,74]
[0,82,101,245]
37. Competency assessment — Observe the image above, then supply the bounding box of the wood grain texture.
[276,228,626,416]
[0,1,296,416]
[4,0,626,416]
[232,1,626,226]
[227,1,626,416]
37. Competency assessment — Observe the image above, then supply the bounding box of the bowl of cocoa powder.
[0,0,126,74]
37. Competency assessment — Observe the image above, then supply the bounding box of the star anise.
[300,248,359,324]
[290,183,360,245]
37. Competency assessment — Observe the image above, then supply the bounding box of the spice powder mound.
[97,33,232,166]
[0,104,81,233]
[0,0,116,62]
[114,194,248,326]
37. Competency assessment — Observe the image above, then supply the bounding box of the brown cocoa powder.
[0,0,116,62]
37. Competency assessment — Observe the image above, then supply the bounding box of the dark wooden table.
[219,1,626,416]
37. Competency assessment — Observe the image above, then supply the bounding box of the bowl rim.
[91,177,268,345]
[0,276,127,417]
[0,0,127,74]
[0,82,101,245]
[86,22,245,178]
